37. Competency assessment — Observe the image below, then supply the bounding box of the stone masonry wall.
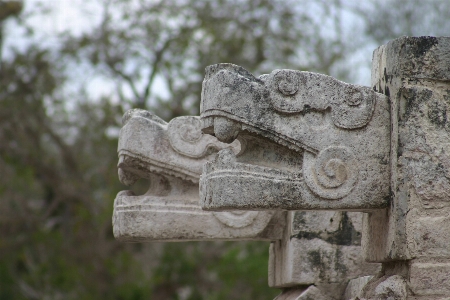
[363,36,450,298]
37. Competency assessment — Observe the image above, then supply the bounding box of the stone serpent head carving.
[113,109,284,242]
[113,109,379,294]
[200,64,390,211]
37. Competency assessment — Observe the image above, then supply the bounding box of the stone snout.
[113,109,284,242]
[200,63,391,211]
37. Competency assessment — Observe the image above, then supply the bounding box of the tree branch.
[140,36,175,108]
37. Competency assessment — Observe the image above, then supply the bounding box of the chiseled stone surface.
[113,109,284,242]
[112,36,450,298]
[364,36,450,262]
[199,63,390,211]
[362,36,450,298]
[269,211,379,291]
[274,286,326,300]
[343,276,373,300]
[409,259,450,296]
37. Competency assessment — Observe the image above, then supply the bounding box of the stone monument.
[113,36,450,299]
[199,63,389,299]
[199,36,450,299]
[113,109,378,299]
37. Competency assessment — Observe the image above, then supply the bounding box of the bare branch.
[141,37,174,108]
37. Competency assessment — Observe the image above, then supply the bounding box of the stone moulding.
[200,64,391,211]
[113,109,284,242]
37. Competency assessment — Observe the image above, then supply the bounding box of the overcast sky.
[4,0,375,107]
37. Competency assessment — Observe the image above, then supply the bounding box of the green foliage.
[148,242,278,299]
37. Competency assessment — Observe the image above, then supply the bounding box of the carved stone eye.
[276,72,299,96]
[303,146,358,199]
[346,91,363,106]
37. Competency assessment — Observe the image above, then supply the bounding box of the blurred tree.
[355,0,450,45]
[0,0,23,71]
[0,1,23,22]
[1,0,449,299]
[62,0,354,120]
[0,43,151,299]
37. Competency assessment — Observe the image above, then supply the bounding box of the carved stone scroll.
[113,109,284,242]
[200,64,390,211]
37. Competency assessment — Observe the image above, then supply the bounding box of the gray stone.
[364,36,450,262]
[360,275,407,300]
[409,259,450,296]
[269,211,379,288]
[343,276,373,300]
[199,64,390,211]
[113,109,284,242]
[274,286,326,300]
[372,275,407,299]
[112,109,379,299]
[111,36,450,298]
[362,36,450,298]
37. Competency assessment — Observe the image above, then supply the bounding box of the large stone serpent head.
[200,64,391,211]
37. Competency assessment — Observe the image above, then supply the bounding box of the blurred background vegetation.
[0,0,449,299]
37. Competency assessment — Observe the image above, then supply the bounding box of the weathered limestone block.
[343,276,373,300]
[364,36,450,261]
[269,211,379,293]
[409,259,450,295]
[362,36,450,298]
[199,63,390,211]
[113,109,284,242]
[363,275,408,299]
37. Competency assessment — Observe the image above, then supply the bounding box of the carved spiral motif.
[266,69,376,129]
[168,117,206,157]
[168,116,241,158]
[212,211,260,228]
[276,71,300,96]
[303,146,358,199]
[345,91,363,106]
[179,121,203,143]
[268,70,330,113]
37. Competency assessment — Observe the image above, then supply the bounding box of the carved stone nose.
[213,117,241,143]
